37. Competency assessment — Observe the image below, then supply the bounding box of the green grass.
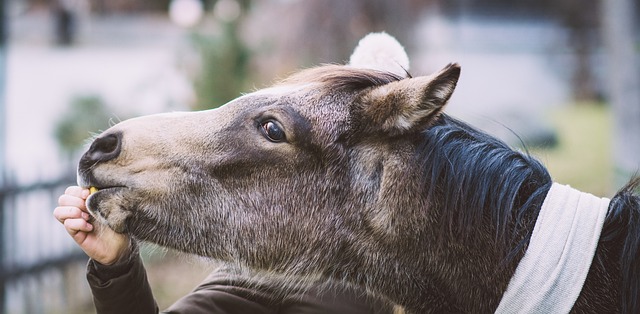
[530,103,613,196]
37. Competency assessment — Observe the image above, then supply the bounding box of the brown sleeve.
[85,243,278,314]
[86,240,159,314]
[87,242,393,314]
[279,282,396,314]
[165,266,395,314]
[163,268,277,314]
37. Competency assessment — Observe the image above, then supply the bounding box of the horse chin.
[86,187,133,234]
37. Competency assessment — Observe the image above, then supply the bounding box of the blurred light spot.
[169,0,204,28]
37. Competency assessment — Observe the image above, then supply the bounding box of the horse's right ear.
[356,63,461,136]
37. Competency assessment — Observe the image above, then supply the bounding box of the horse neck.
[356,119,553,311]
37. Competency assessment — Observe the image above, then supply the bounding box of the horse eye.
[261,120,286,142]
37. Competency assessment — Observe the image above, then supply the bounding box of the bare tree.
[558,0,601,101]
[602,0,640,186]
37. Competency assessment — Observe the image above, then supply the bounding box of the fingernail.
[86,223,94,231]
[82,212,90,220]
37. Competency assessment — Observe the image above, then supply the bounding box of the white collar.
[495,183,610,313]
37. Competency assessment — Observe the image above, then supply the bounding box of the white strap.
[495,183,610,313]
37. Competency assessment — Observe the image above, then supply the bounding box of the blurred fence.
[0,175,93,314]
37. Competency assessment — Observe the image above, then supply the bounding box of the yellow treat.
[89,187,99,194]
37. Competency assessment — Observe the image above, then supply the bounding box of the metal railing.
[0,175,93,314]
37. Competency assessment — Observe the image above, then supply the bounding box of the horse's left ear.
[357,63,460,136]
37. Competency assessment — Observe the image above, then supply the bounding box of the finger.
[65,186,84,198]
[58,193,87,209]
[63,218,94,235]
[53,206,90,223]
[65,186,91,200]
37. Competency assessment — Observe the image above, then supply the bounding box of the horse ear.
[357,63,460,136]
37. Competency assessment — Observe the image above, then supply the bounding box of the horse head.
[77,33,465,311]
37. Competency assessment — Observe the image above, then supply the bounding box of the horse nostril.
[87,132,122,163]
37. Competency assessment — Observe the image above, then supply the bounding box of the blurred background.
[0,0,638,313]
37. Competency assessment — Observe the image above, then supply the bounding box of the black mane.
[422,114,640,313]
[601,177,640,313]
[420,114,552,259]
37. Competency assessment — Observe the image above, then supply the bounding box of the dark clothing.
[86,242,394,314]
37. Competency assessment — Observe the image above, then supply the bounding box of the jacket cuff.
[87,238,137,283]
[86,239,158,314]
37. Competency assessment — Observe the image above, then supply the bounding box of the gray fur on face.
[78,64,475,313]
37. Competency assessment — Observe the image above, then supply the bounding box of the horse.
[77,33,640,313]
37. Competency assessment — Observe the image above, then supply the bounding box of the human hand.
[53,186,130,265]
